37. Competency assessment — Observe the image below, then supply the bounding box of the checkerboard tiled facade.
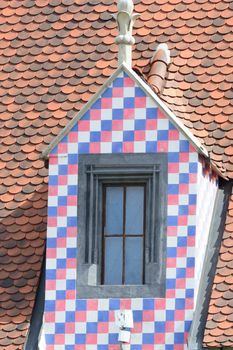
[45,70,218,349]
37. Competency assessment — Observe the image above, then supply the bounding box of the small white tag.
[118,329,131,343]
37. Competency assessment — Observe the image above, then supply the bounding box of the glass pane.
[104,237,123,284]
[125,237,143,284]
[125,186,144,235]
[105,187,123,235]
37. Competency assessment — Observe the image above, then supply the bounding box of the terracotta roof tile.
[203,189,233,347]
[0,0,232,348]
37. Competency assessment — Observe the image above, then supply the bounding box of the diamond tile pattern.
[0,0,232,348]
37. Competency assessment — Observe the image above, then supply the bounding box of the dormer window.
[77,153,167,298]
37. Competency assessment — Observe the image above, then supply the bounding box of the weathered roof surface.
[0,0,232,348]
[203,188,233,347]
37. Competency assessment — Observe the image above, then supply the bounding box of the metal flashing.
[187,181,232,350]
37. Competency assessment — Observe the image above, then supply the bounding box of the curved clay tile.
[148,43,170,94]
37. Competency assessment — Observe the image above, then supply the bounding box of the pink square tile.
[57,237,66,248]
[179,152,189,162]
[176,278,186,289]
[50,155,58,164]
[168,163,179,173]
[135,97,146,108]
[101,131,112,142]
[187,236,195,246]
[112,120,123,130]
[113,87,123,97]
[48,217,57,227]
[178,216,188,226]
[154,333,165,344]
[146,119,157,130]
[189,173,197,183]
[45,311,55,322]
[58,143,67,154]
[75,311,86,322]
[166,289,176,298]
[66,259,76,268]
[120,299,131,309]
[68,132,78,143]
[90,109,101,120]
[68,164,78,174]
[167,226,178,236]
[58,175,67,185]
[179,184,189,194]
[134,130,145,141]
[132,322,142,333]
[56,269,66,279]
[124,108,134,119]
[66,290,76,299]
[54,334,65,344]
[166,321,174,332]
[65,322,75,333]
[78,120,90,131]
[158,109,166,119]
[98,322,109,333]
[158,140,168,152]
[56,300,66,311]
[188,205,196,215]
[177,247,187,257]
[186,267,194,278]
[124,77,135,87]
[47,248,56,258]
[101,98,112,109]
[167,258,176,268]
[67,227,77,237]
[46,280,56,290]
[123,142,134,153]
[175,310,185,321]
[58,206,67,216]
[86,334,97,344]
[67,195,77,206]
[87,299,98,310]
[48,186,58,196]
[155,299,165,309]
[169,129,179,140]
[142,310,154,321]
[90,142,100,153]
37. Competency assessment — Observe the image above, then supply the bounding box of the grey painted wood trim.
[187,181,232,350]
[77,153,167,298]
[24,260,45,350]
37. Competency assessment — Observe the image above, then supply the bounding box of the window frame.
[77,153,167,298]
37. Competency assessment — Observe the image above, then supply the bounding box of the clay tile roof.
[0,0,232,348]
[203,188,233,347]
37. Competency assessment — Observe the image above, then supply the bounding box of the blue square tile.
[102,88,112,98]
[98,311,109,322]
[75,334,86,344]
[78,143,89,153]
[157,130,168,140]
[178,205,188,215]
[146,108,157,119]
[109,333,118,344]
[101,120,112,131]
[175,299,185,310]
[166,279,176,289]
[155,322,166,333]
[188,226,195,236]
[143,333,154,344]
[135,119,146,130]
[90,131,101,142]
[146,141,157,153]
[68,154,78,164]
[177,237,187,247]
[57,259,66,268]
[124,97,134,108]
[176,268,186,278]
[133,310,143,322]
[135,87,146,97]
[49,175,58,186]
[66,311,75,322]
[179,140,190,152]
[143,299,154,310]
[55,323,65,333]
[45,300,55,312]
[46,269,56,280]
[113,77,123,87]
[123,131,134,141]
[58,196,67,206]
[112,142,122,153]
[112,109,124,120]
[166,310,175,321]
[167,216,178,226]
[87,322,98,333]
[174,333,184,344]
[179,173,189,184]
[67,217,77,227]
[109,299,120,310]
[76,299,87,311]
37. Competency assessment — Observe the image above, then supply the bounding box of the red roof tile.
[0,0,232,348]
[203,189,233,347]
